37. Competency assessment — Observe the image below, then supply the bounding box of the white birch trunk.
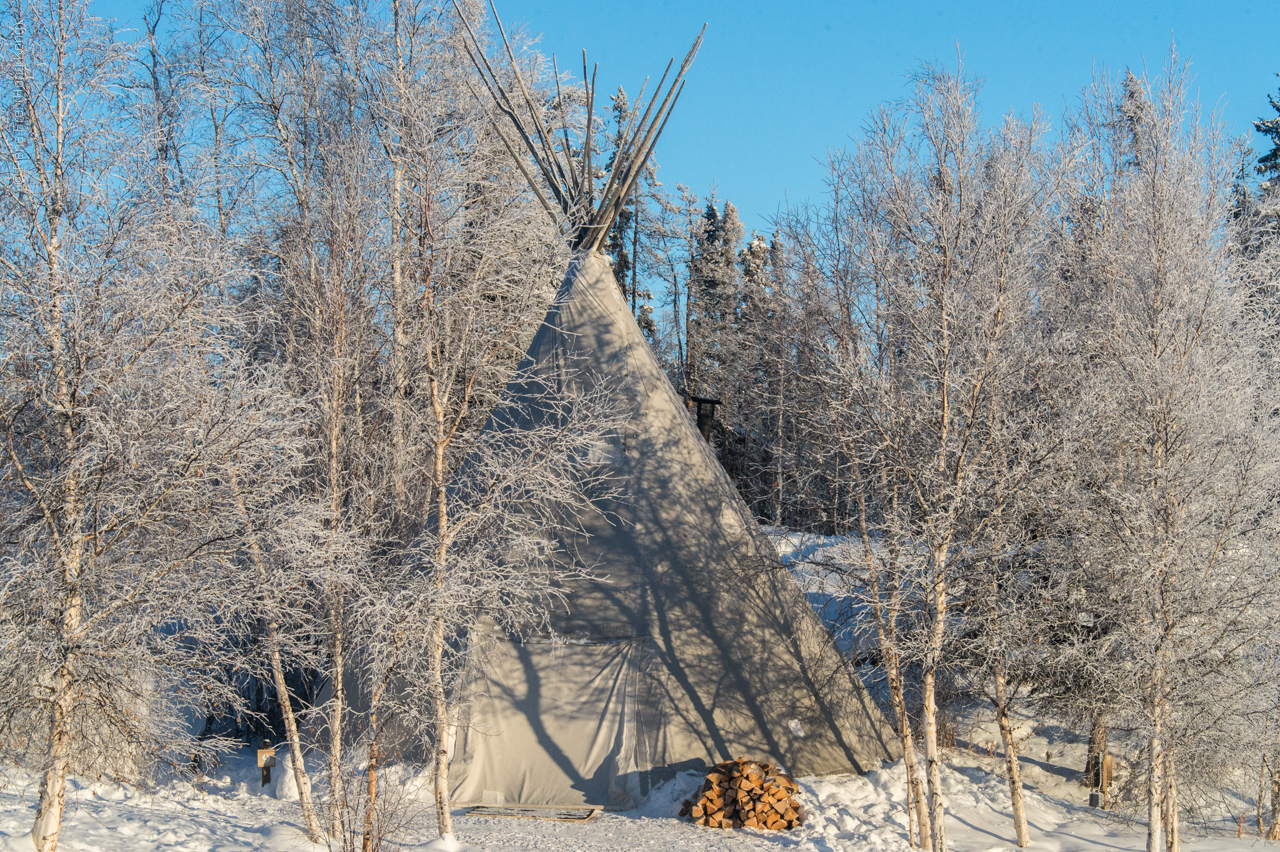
[1146,710,1165,852]
[1259,755,1268,838]
[33,661,75,852]
[922,548,950,852]
[1268,763,1280,840]
[269,634,324,841]
[428,420,455,842]
[326,598,346,836]
[892,658,931,850]
[879,609,930,850]
[428,615,454,841]
[922,665,947,852]
[994,667,1030,848]
[33,285,80,852]
[362,687,385,852]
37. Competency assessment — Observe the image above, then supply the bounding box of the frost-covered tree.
[205,2,384,835]
[1045,60,1280,852]
[0,2,301,848]
[686,197,744,401]
[188,3,573,846]
[775,65,1059,852]
[209,2,617,846]
[644,184,703,378]
[606,89,638,293]
[714,232,785,517]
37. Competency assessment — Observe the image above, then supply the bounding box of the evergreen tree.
[606,89,635,293]
[723,233,778,514]
[1255,73,1280,185]
[739,233,771,326]
[687,196,744,401]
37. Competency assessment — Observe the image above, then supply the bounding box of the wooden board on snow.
[465,805,600,822]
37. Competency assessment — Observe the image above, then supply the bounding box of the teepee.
[451,7,900,809]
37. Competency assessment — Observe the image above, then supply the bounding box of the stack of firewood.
[678,757,806,830]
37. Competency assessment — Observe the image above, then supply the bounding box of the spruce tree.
[683,196,753,482]
[687,197,744,402]
[726,233,776,512]
[606,88,635,293]
[1255,73,1280,185]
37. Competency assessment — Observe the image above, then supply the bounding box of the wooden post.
[258,741,277,788]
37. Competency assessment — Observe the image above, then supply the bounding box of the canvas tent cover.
[450,253,900,809]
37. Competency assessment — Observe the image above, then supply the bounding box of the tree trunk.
[1086,712,1108,791]
[888,650,931,849]
[1146,731,1165,852]
[1259,752,1269,834]
[1267,764,1280,841]
[994,668,1030,848]
[269,631,324,842]
[322,309,350,837]
[35,436,81,852]
[1259,755,1269,837]
[922,665,947,852]
[362,700,381,852]
[35,296,80,852]
[327,597,346,837]
[1165,763,1180,852]
[235,464,324,843]
[922,552,949,852]
[427,615,454,841]
[33,661,75,852]
[865,516,929,851]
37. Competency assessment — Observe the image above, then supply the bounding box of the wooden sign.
[257,747,276,769]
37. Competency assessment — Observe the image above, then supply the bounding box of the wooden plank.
[465,806,600,822]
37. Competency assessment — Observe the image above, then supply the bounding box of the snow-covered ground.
[0,533,1254,851]
[0,710,1264,852]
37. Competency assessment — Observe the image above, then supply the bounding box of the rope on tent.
[454,0,704,252]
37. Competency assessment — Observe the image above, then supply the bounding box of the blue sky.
[95,0,1280,233]
[498,0,1280,232]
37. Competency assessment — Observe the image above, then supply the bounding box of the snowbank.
[0,707,1262,852]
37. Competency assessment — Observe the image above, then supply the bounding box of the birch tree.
[211,3,583,845]
[202,3,388,835]
[0,2,299,849]
[1046,61,1280,852]
[776,65,1058,852]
